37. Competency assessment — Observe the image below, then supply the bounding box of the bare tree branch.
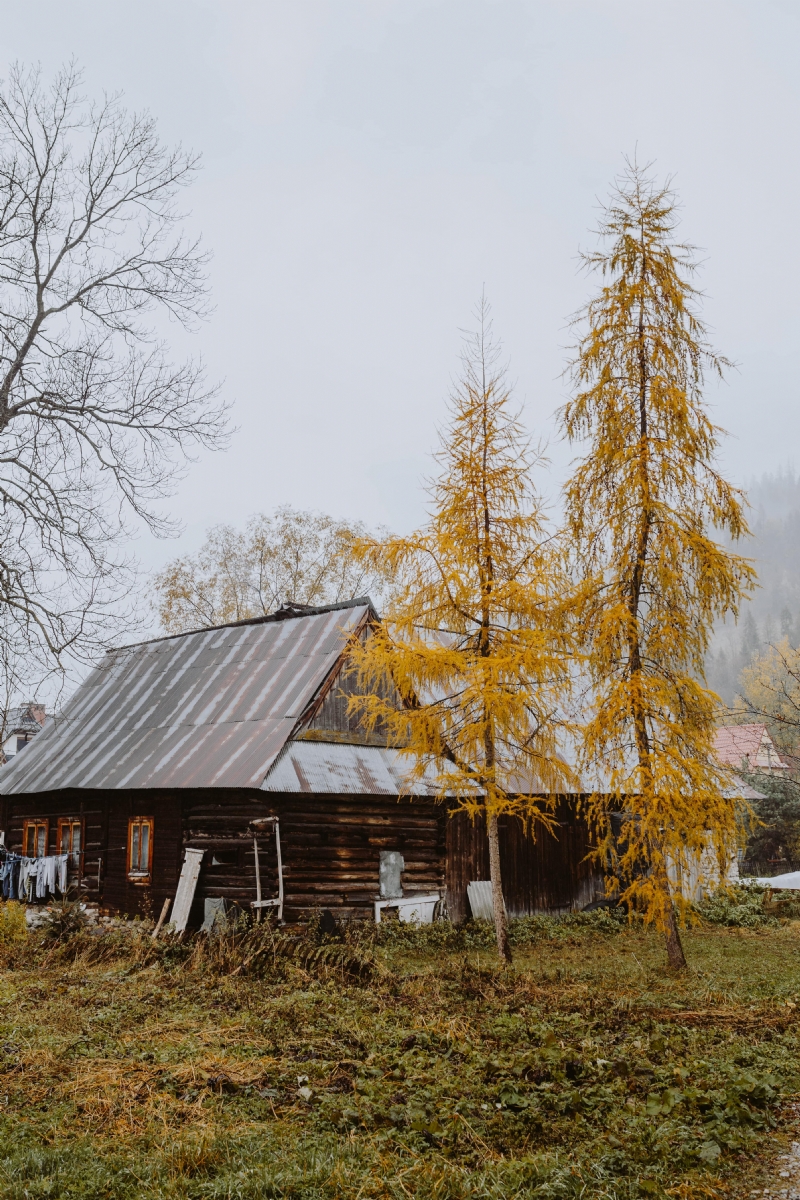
[0,62,228,694]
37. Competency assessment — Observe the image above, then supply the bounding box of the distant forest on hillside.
[707,468,800,704]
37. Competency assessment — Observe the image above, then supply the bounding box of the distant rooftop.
[714,723,789,773]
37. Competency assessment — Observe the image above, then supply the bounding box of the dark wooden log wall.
[270,793,443,921]
[183,792,278,928]
[1,788,602,924]
[444,801,604,922]
[182,790,443,923]
[0,787,444,924]
[0,789,108,903]
[104,792,183,922]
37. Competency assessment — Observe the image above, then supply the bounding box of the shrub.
[0,901,28,945]
[696,885,780,928]
[36,898,91,943]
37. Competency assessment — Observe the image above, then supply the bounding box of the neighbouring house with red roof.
[714,723,791,777]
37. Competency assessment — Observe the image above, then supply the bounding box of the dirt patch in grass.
[0,911,798,1198]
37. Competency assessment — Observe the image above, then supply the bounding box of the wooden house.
[0,599,603,926]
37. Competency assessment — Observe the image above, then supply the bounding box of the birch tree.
[349,301,575,962]
[562,162,754,969]
[0,63,226,692]
[154,507,389,634]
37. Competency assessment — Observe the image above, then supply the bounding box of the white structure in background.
[668,838,741,903]
[1,704,46,762]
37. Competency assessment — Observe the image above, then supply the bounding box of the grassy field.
[0,900,799,1199]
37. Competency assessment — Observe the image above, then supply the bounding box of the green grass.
[0,906,798,1199]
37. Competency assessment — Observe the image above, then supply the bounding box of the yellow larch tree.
[739,640,800,757]
[561,162,755,969]
[349,300,576,962]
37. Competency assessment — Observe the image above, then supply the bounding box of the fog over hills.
[707,468,800,703]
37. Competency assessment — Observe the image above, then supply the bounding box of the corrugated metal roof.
[0,604,371,794]
[262,740,439,795]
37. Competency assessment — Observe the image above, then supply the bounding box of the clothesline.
[0,850,68,902]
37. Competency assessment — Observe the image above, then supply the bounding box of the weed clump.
[0,900,27,947]
[37,897,91,942]
[696,884,800,927]
[376,907,626,953]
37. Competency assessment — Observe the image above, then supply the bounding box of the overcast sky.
[4,0,800,570]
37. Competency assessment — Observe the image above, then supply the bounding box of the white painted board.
[170,848,205,933]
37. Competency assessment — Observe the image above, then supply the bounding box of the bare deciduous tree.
[0,62,227,698]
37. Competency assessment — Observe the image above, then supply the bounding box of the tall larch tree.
[562,162,755,970]
[349,300,575,962]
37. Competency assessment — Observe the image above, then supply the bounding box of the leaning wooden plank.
[170,848,205,933]
[151,897,171,940]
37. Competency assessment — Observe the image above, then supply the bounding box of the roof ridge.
[112,596,377,652]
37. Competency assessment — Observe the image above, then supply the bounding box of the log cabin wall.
[183,791,279,928]
[1,788,108,904]
[172,792,448,921]
[182,790,444,924]
[270,793,443,921]
[0,786,444,924]
[104,792,183,921]
[2,787,600,925]
[444,800,604,922]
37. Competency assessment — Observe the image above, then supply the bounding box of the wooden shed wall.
[444,802,603,922]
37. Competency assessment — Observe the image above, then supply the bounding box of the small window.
[58,818,83,869]
[16,736,30,754]
[22,819,49,858]
[127,817,153,880]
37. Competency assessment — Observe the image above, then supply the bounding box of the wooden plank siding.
[444,802,604,921]
[297,653,400,747]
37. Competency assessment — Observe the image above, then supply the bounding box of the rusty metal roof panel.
[0,605,370,794]
[261,740,439,796]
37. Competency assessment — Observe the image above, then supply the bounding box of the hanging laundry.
[0,854,19,900]
[2,851,69,902]
[36,857,50,900]
[18,857,36,901]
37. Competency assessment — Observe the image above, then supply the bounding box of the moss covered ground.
[0,905,798,1199]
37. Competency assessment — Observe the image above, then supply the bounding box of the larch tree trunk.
[655,860,687,970]
[487,810,512,963]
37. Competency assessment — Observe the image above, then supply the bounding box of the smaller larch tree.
[561,161,755,969]
[348,300,576,962]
